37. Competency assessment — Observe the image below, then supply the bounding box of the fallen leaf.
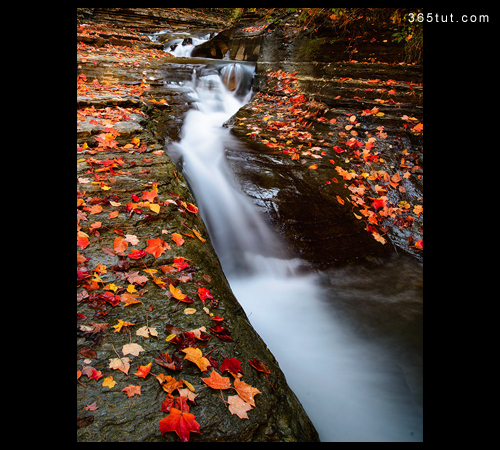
[198,287,214,303]
[170,284,188,302]
[150,203,161,214]
[202,370,232,390]
[102,377,117,389]
[220,358,244,379]
[122,385,142,398]
[145,238,169,259]
[134,362,153,379]
[159,408,201,443]
[136,326,159,339]
[234,379,261,407]
[155,351,184,371]
[182,347,211,372]
[109,357,131,375]
[114,236,129,254]
[156,374,184,394]
[172,233,185,247]
[228,395,253,420]
[124,235,140,246]
[113,320,135,333]
[249,359,272,381]
[122,343,146,357]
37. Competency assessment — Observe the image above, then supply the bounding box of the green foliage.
[391,9,424,64]
[235,8,424,64]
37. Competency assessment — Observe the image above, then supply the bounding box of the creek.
[163,44,423,443]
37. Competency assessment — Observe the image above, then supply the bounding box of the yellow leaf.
[106,283,119,292]
[193,229,206,243]
[183,347,211,372]
[103,377,117,389]
[150,203,160,214]
[113,320,135,333]
[182,379,196,393]
[170,284,187,301]
[127,284,137,294]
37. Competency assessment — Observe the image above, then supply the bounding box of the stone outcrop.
[92,8,229,31]
[192,26,265,61]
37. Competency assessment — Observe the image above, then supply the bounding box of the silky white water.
[167,64,423,442]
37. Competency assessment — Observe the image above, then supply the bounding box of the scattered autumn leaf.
[122,343,146,357]
[145,238,169,259]
[109,357,131,375]
[234,379,261,407]
[134,362,153,379]
[122,385,142,398]
[202,370,232,390]
[228,395,253,420]
[182,347,211,373]
[103,377,117,389]
[159,408,201,443]
[172,233,185,247]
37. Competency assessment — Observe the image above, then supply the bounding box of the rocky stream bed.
[77,9,423,443]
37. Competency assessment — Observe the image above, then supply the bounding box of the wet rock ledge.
[77,22,319,443]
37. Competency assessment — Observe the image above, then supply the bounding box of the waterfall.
[166,63,423,442]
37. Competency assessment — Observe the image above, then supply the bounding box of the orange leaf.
[202,370,232,390]
[182,347,211,373]
[114,236,129,254]
[172,233,185,247]
[142,190,159,202]
[134,362,153,379]
[89,205,103,215]
[234,379,262,407]
[145,238,168,259]
[391,172,402,184]
[228,395,253,420]
[156,374,184,394]
[169,284,187,301]
[122,385,141,398]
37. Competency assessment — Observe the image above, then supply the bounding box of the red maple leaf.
[159,408,201,442]
[372,198,387,211]
[128,249,147,260]
[220,358,244,378]
[197,287,214,303]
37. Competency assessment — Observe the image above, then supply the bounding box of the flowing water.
[166,60,423,442]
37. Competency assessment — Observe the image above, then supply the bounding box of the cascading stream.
[167,62,423,442]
